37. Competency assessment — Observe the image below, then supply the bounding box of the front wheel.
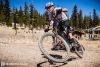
[38,32,70,63]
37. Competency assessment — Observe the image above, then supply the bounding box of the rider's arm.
[62,8,68,12]
[49,20,54,30]
[55,7,68,12]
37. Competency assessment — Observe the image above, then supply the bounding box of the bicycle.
[38,23,85,63]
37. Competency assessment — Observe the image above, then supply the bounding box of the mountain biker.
[45,2,71,42]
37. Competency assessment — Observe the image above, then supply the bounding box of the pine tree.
[43,11,49,24]
[33,8,39,28]
[13,7,17,29]
[40,14,45,28]
[41,15,45,28]
[38,14,41,28]
[15,8,19,24]
[4,0,11,26]
[24,1,29,28]
[78,9,83,29]
[93,9,99,27]
[0,0,3,14]
[18,6,23,26]
[30,3,34,29]
[83,16,90,29]
[42,11,49,28]
[0,0,4,24]
[36,13,41,28]
[89,12,93,28]
[70,5,78,30]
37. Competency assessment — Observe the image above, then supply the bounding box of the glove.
[44,28,49,32]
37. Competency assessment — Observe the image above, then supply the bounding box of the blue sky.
[9,0,100,17]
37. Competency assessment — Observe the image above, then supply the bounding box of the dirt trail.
[0,27,100,67]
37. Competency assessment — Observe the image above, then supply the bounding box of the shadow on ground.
[37,54,77,67]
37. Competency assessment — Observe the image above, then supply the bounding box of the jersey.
[49,7,68,22]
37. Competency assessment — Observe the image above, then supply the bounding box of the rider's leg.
[62,20,71,40]
[64,20,70,35]
[59,31,70,43]
[57,22,71,44]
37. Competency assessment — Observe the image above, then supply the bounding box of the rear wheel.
[71,38,85,58]
[38,32,70,63]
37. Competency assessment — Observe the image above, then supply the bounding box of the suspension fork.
[52,27,59,45]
